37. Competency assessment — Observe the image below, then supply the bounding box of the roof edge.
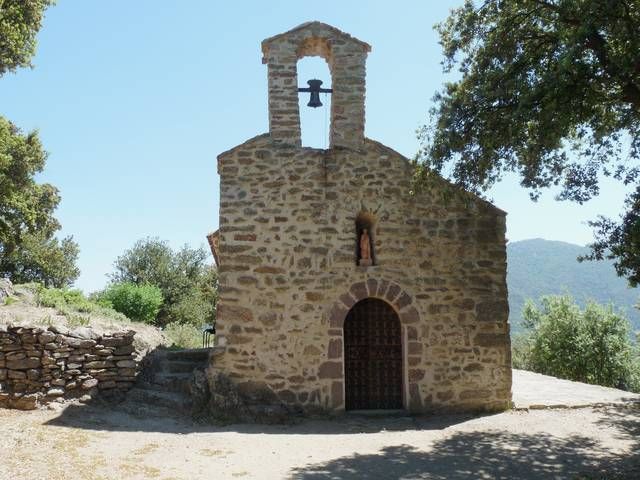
[364,138,507,216]
[261,21,371,56]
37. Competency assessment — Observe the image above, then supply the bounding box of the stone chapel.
[208,22,512,414]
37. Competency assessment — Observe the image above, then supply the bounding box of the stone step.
[165,348,210,363]
[146,373,193,394]
[126,387,191,412]
[161,360,202,374]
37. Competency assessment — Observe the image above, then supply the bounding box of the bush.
[164,322,202,349]
[110,237,217,327]
[102,282,163,324]
[514,295,638,391]
[37,285,96,313]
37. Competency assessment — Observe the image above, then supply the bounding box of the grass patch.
[33,285,130,324]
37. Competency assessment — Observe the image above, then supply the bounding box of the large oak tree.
[417,0,640,283]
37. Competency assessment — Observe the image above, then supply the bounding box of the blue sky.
[0,1,629,292]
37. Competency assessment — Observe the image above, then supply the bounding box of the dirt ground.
[1,401,639,480]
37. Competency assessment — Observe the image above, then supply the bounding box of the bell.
[298,78,333,109]
[306,79,324,108]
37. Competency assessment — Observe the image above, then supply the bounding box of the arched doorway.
[344,298,403,410]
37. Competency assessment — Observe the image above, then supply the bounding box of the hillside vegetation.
[0,282,167,352]
[507,239,640,333]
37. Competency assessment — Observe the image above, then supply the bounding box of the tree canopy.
[0,0,55,76]
[0,117,79,287]
[0,1,77,287]
[417,0,640,283]
[110,237,218,327]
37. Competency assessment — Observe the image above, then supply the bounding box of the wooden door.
[344,298,403,410]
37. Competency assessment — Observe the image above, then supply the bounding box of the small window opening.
[356,211,377,266]
[297,56,331,148]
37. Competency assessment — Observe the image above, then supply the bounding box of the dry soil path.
[1,370,639,479]
[1,401,639,480]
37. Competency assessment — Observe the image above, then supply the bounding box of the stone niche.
[208,22,512,418]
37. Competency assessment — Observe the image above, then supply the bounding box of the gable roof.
[261,21,371,59]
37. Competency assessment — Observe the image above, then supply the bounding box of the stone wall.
[212,134,512,414]
[0,325,139,410]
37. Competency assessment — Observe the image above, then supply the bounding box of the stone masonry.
[209,22,512,415]
[0,324,138,410]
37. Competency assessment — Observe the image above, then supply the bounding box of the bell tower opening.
[297,57,332,148]
[262,22,370,148]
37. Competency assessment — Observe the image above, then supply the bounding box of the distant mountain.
[507,239,640,333]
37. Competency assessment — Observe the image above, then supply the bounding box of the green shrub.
[103,282,163,324]
[110,238,217,327]
[36,285,96,313]
[164,322,202,349]
[515,295,638,391]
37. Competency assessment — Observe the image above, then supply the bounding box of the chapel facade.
[209,22,512,413]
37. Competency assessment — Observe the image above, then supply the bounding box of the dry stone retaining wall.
[0,324,139,410]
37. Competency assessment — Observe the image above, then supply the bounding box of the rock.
[46,388,64,397]
[60,336,96,349]
[7,358,40,370]
[115,360,136,369]
[100,337,129,348]
[84,361,114,369]
[113,345,135,355]
[68,327,98,340]
[0,369,6,380]
[10,393,39,410]
[0,278,13,303]
[38,332,56,344]
[48,325,71,336]
[81,378,98,390]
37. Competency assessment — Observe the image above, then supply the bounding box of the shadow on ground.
[41,400,640,479]
[44,398,482,435]
[289,429,640,480]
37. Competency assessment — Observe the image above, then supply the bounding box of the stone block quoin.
[261,22,371,149]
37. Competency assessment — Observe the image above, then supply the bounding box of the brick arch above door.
[322,278,422,411]
[327,279,420,329]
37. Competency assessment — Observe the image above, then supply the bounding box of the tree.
[417,0,640,283]
[514,295,637,391]
[0,0,75,287]
[0,231,79,287]
[0,117,79,287]
[110,237,217,327]
[0,0,55,76]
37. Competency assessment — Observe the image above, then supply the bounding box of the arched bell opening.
[297,56,332,148]
[343,298,403,410]
[355,211,377,266]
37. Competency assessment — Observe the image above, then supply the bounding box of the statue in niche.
[358,228,373,267]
